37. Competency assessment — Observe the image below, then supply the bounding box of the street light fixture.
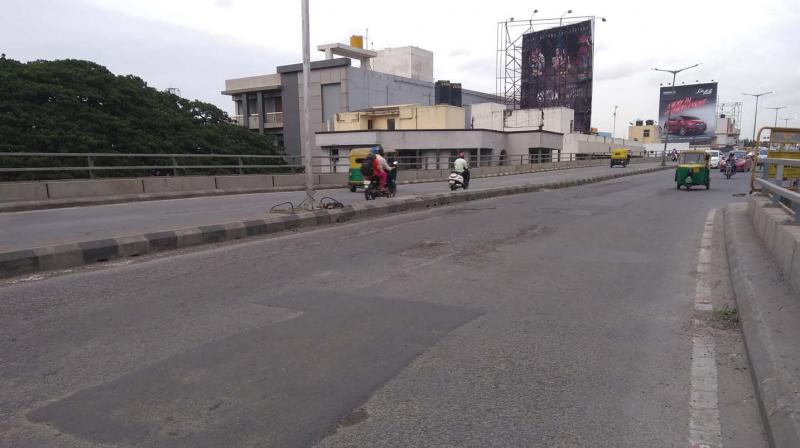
[742,91,773,142]
[782,116,797,127]
[652,63,701,166]
[766,105,789,127]
[560,9,573,26]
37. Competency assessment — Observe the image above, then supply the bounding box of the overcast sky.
[3,0,798,139]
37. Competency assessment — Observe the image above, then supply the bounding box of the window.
[643,129,651,138]
[367,120,373,130]
[387,119,396,130]
[528,148,552,163]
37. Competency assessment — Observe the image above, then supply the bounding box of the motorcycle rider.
[376,148,393,192]
[725,152,736,175]
[453,151,470,189]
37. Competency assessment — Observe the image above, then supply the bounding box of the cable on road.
[319,197,344,209]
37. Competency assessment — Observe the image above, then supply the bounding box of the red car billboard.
[658,82,717,143]
[520,20,593,133]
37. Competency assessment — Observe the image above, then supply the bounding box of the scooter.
[448,172,467,191]
[364,163,398,200]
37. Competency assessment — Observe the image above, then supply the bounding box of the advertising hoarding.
[658,82,718,144]
[520,20,594,133]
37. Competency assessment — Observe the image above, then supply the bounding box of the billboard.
[520,20,594,133]
[658,82,718,144]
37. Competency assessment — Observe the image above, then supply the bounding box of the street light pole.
[301,0,314,210]
[652,63,701,166]
[560,9,572,26]
[766,106,788,127]
[783,117,797,127]
[612,105,618,139]
[743,91,772,143]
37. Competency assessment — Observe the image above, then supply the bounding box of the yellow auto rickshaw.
[610,148,631,168]
[348,147,398,192]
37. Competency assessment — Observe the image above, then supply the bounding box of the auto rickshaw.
[675,150,710,190]
[610,148,631,167]
[348,148,371,192]
[348,147,398,192]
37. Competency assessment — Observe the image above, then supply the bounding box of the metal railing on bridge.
[753,157,800,222]
[0,150,658,182]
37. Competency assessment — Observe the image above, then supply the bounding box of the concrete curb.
[0,160,658,213]
[723,204,800,448]
[0,165,669,279]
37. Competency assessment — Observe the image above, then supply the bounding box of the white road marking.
[690,209,722,448]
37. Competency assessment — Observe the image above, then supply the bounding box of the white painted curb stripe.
[690,209,722,448]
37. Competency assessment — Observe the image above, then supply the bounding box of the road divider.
[0,165,670,279]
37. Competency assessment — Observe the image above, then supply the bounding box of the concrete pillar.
[241,93,249,128]
[256,92,264,135]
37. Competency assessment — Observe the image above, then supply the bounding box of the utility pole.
[743,91,772,142]
[301,0,314,210]
[766,105,788,127]
[652,63,701,166]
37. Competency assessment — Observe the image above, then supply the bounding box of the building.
[222,42,498,159]
[371,46,433,82]
[713,115,740,149]
[628,120,660,144]
[334,104,465,131]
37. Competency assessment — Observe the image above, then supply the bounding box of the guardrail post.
[87,155,95,179]
[171,156,178,176]
[238,157,244,175]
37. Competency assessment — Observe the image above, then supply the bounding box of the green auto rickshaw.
[348,148,371,192]
[675,150,710,190]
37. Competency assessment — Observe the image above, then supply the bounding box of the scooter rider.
[725,152,736,175]
[370,146,388,192]
[453,151,470,189]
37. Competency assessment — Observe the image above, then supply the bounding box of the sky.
[2,0,799,139]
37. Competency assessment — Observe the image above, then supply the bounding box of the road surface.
[0,164,660,252]
[0,169,767,447]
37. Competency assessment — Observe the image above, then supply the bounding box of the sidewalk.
[724,203,800,447]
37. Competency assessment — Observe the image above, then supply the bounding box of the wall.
[223,74,281,93]
[333,105,465,131]
[628,125,660,143]
[562,134,645,155]
[502,108,574,134]
[470,103,506,131]
[371,46,434,82]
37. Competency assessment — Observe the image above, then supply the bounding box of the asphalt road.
[0,163,661,252]
[0,168,767,447]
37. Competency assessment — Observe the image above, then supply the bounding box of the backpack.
[360,153,376,176]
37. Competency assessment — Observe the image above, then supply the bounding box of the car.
[665,115,708,136]
[719,150,752,172]
[757,148,769,166]
[706,150,720,168]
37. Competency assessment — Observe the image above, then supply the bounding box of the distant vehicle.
[706,150,720,168]
[665,115,707,136]
[719,150,752,172]
[757,148,769,166]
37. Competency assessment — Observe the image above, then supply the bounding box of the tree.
[0,58,284,179]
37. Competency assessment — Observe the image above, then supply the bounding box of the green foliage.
[0,57,285,180]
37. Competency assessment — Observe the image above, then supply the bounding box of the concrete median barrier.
[0,165,670,279]
[46,179,144,199]
[142,176,216,194]
[0,182,48,202]
[215,174,275,190]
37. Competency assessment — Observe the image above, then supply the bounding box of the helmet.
[370,146,379,155]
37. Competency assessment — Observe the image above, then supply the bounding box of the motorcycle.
[448,172,467,191]
[724,161,734,179]
[364,162,398,200]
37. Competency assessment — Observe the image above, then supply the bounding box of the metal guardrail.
[755,158,800,222]
[0,151,660,181]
